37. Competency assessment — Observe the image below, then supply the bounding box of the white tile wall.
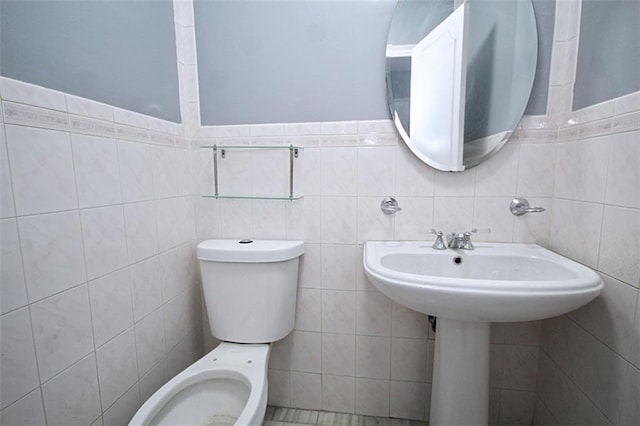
[0,307,40,410]
[19,210,87,302]
[0,78,67,112]
[103,383,141,426]
[355,378,389,417]
[151,145,179,198]
[139,358,169,404]
[89,269,134,347]
[322,333,355,377]
[390,338,428,382]
[6,125,78,215]
[130,257,163,321]
[290,331,322,374]
[81,206,129,280]
[0,77,201,425]
[390,381,426,420]
[535,2,640,423]
[118,140,155,203]
[0,219,27,314]
[186,4,638,419]
[0,130,15,218]
[124,201,159,264]
[41,354,102,426]
[0,388,46,425]
[193,118,551,423]
[96,328,139,409]
[620,364,640,424]
[72,134,122,208]
[322,374,355,413]
[599,206,640,285]
[2,0,639,425]
[288,372,320,410]
[31,285,94,383]
[135,308,167,377]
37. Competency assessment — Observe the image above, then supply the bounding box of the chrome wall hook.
[510,198,545,216]
[380,197,402,215]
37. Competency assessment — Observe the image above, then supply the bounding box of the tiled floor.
[264,406,429,426]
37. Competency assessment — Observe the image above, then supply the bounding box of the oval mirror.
[386,0,538,171]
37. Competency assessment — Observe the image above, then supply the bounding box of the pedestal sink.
[363,241,603,426]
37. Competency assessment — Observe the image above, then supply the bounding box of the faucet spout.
[447,232,474,250]
[446,228,489,250]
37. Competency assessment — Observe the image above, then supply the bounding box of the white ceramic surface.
[363,241,603,322]
[131,239,304,424]
[363,240,604,426]
[198,239,304,343]
[129,343,269,426]
[197,239,304,263]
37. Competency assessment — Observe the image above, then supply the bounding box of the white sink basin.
[363,240,603,426]
[364,241,603,322]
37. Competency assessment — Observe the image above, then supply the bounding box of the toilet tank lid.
[197,239,304,263]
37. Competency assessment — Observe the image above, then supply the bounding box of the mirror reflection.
[386,0,538,171]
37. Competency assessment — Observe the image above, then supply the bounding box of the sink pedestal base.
[430,318,490,426]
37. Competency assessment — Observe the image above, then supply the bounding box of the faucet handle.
[429,229,447,250]
[380,197,402,214]
[510,198,545,216]
[471,228,491,235]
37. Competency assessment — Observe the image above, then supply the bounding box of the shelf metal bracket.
[289,145,296,199]
[206,144,302,200]
[212,145,219,197]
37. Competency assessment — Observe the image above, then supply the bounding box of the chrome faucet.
[429,229,447,250]
[447,231,475,250]
[446,228,491,250]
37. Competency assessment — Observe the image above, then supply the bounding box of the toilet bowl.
[130,343,269,426]
[129,240,304,426]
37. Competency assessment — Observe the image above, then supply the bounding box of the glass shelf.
[202,195,304,201]
[200,144,303,150]
[200,144,303,200]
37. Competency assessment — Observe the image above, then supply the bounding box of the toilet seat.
[129,343,269,426]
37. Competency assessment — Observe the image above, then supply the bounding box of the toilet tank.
[197,239,304,344]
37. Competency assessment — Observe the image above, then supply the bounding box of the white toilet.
[129,239,304,426]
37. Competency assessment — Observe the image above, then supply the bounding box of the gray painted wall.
[0,0,181,123]
[0,0,559,126]
[573,0,640,110]
[525,0,555,115]
[194,0,395,126]
[195,0,552,127]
